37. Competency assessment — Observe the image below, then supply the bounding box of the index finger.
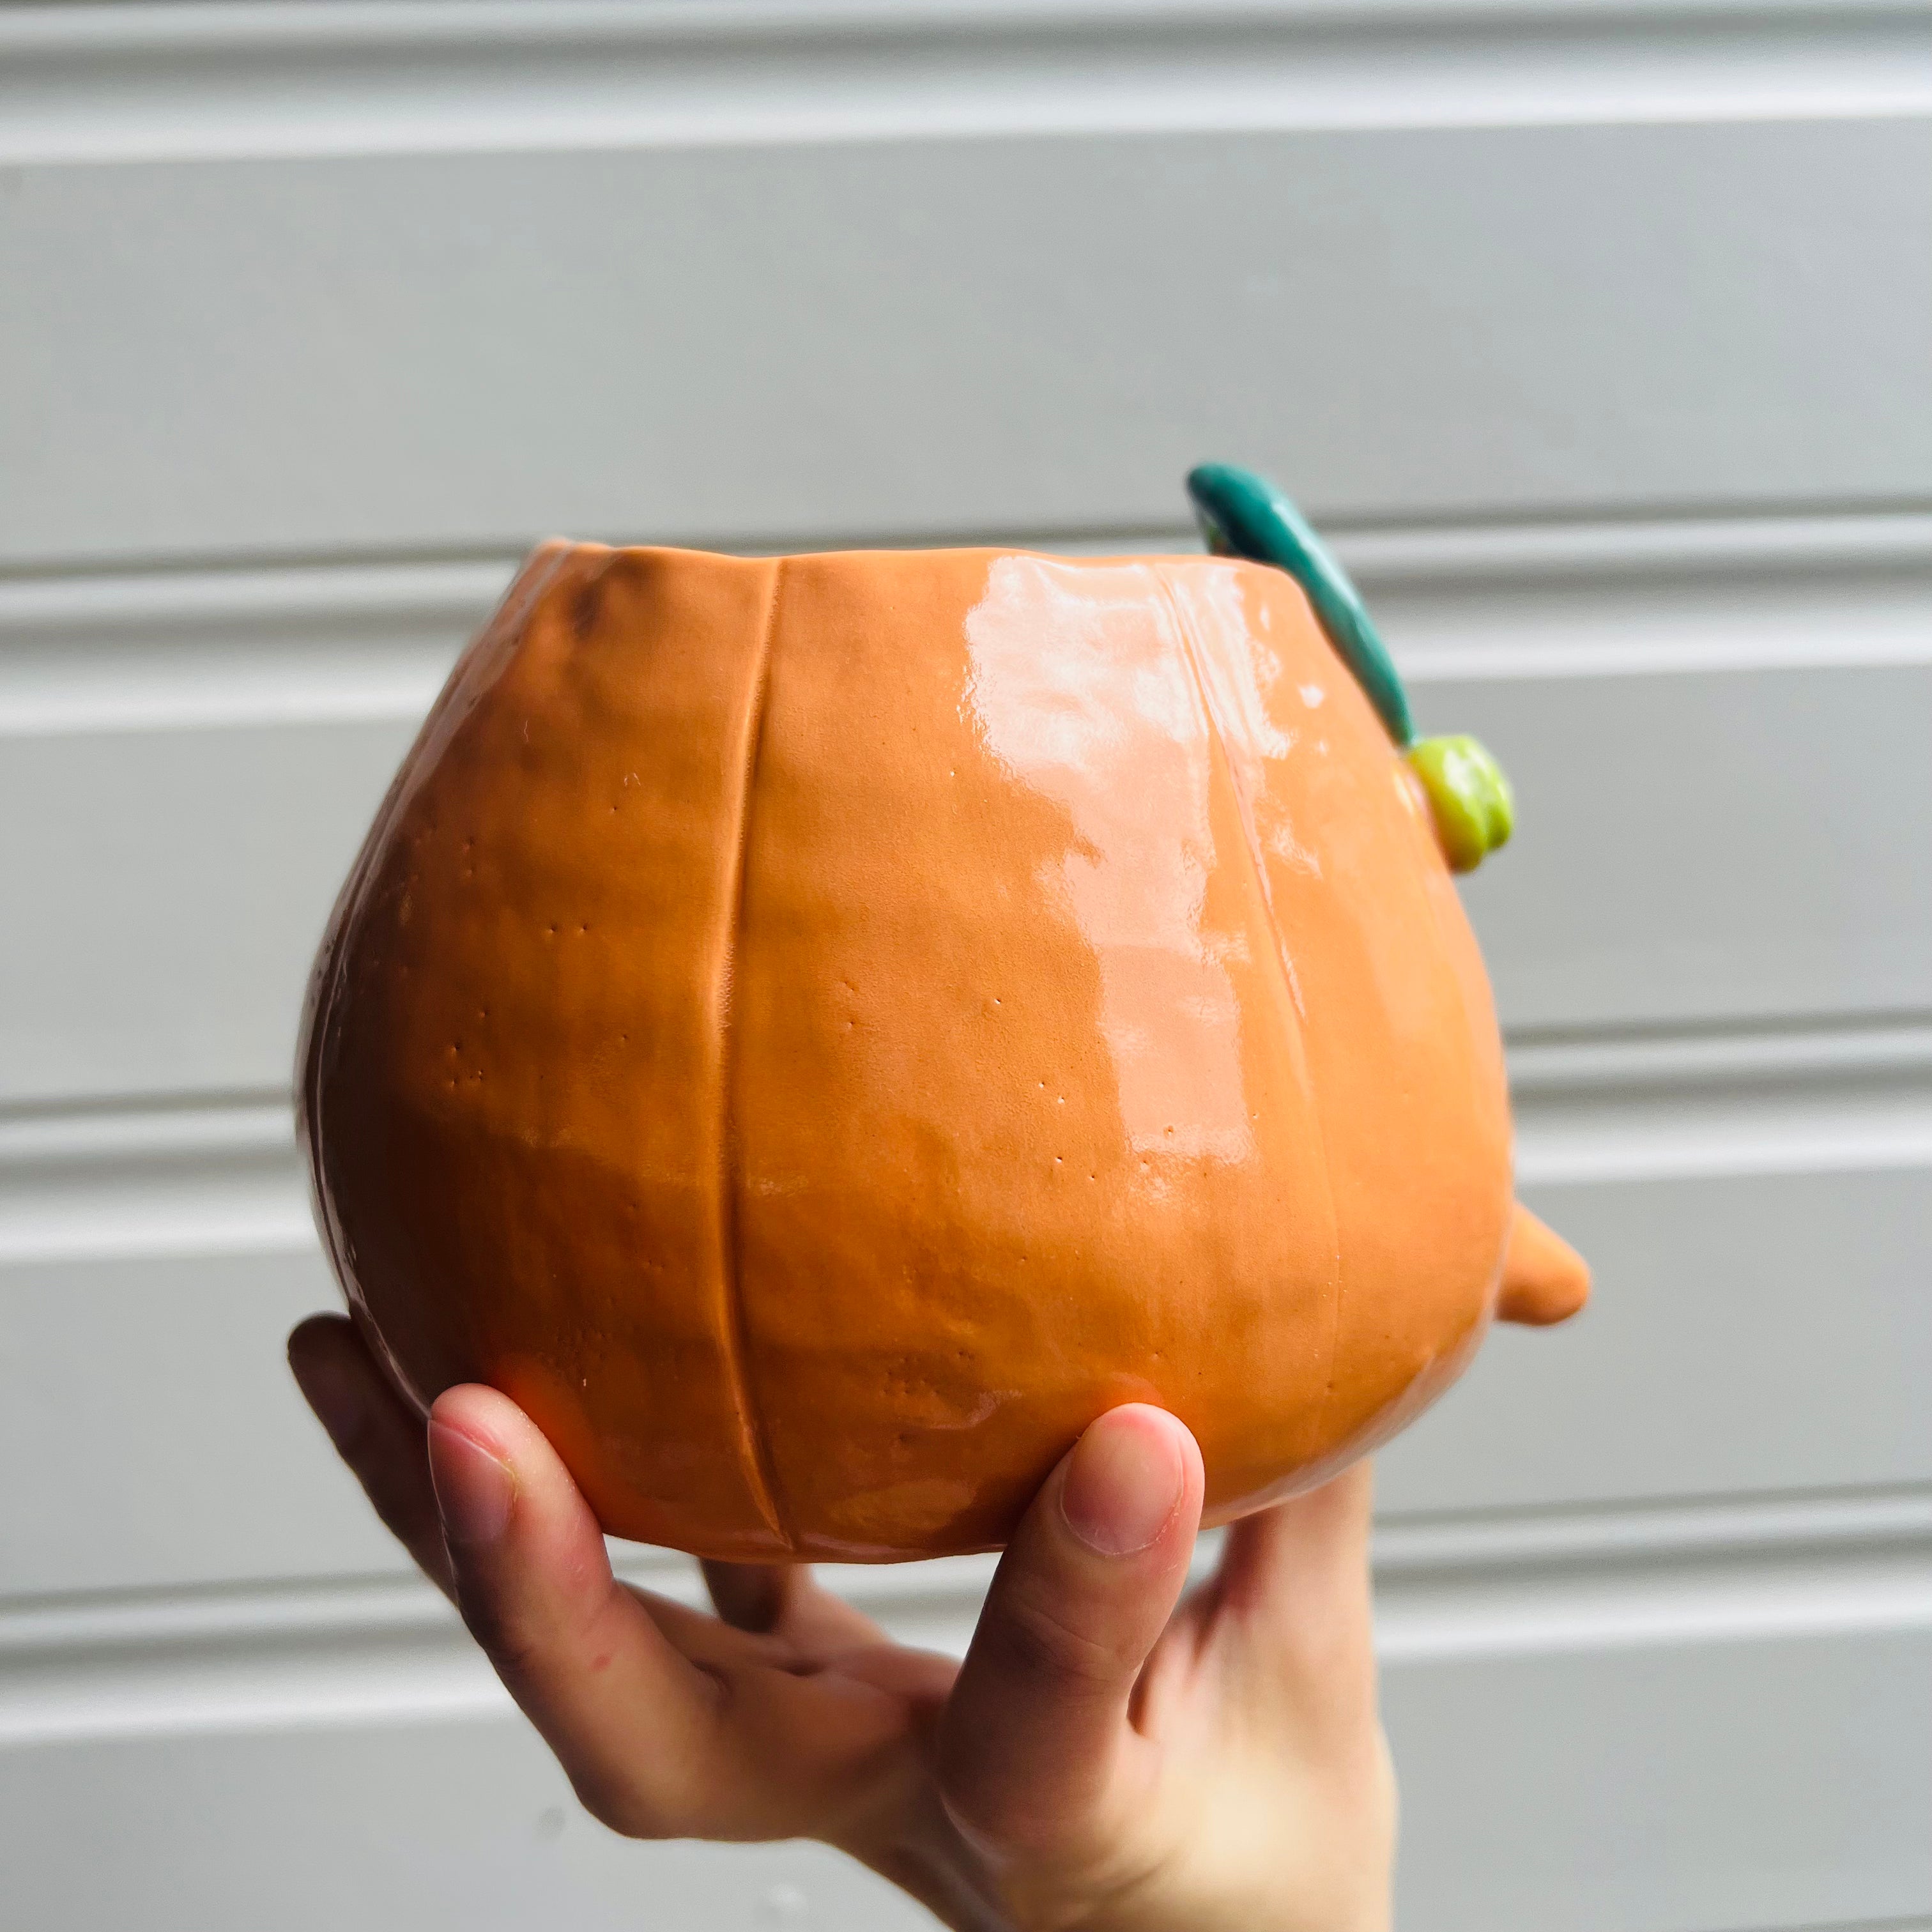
[427,1384,747,1837]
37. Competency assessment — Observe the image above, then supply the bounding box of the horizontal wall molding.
[0,1097,309,1266]
[3,1015,1928,1264]
[1509,1018,1932,1092]
[10,116,1924,565]
[1509,1019,1932,1186]
[3,509,1927,737]
[1372,1485,1932,1662]
[4,505,1925,591]
[3,1485,1925,1747]
[4,0,1928,169]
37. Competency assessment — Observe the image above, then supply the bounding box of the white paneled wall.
[2,3,1929,1928]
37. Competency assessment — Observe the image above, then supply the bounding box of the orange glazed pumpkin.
[300,533,1587,1562]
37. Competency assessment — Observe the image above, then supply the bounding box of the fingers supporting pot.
[939,1405,1204,1860]
[422,1383,746,1837]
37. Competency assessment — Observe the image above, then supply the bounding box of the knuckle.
[932,1746,1022,1855]
[454,1572,617,1696]
[572,1736,751,1846]
[985,1584,1129,1697]
[455,1591,549,1692]
[568,1767,681,1842]
[935,1763,1105,1876]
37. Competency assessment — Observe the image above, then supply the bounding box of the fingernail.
[429,1419,516,1547]
[292,1349,365,1450]
[1060,1408,1185,1557]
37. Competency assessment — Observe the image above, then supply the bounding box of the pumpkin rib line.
[1153,563,1347,1439]
[713,555,796,1555]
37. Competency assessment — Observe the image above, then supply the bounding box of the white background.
[1,3,1928,1926]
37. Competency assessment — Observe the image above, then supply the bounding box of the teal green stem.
[1184,463,1416,747]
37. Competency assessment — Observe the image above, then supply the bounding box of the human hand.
[289,1314,1393,1931]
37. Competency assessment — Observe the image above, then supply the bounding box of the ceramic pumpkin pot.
[299,466,1587,1563]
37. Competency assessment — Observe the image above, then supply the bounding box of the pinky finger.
[288,1313,455,1599]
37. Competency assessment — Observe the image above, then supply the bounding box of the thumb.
[939,1405,1203,1858]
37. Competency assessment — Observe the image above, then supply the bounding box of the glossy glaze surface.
[300,542,1587,1562]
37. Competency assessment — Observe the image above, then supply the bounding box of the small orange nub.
[1496,1203,1591,1326]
